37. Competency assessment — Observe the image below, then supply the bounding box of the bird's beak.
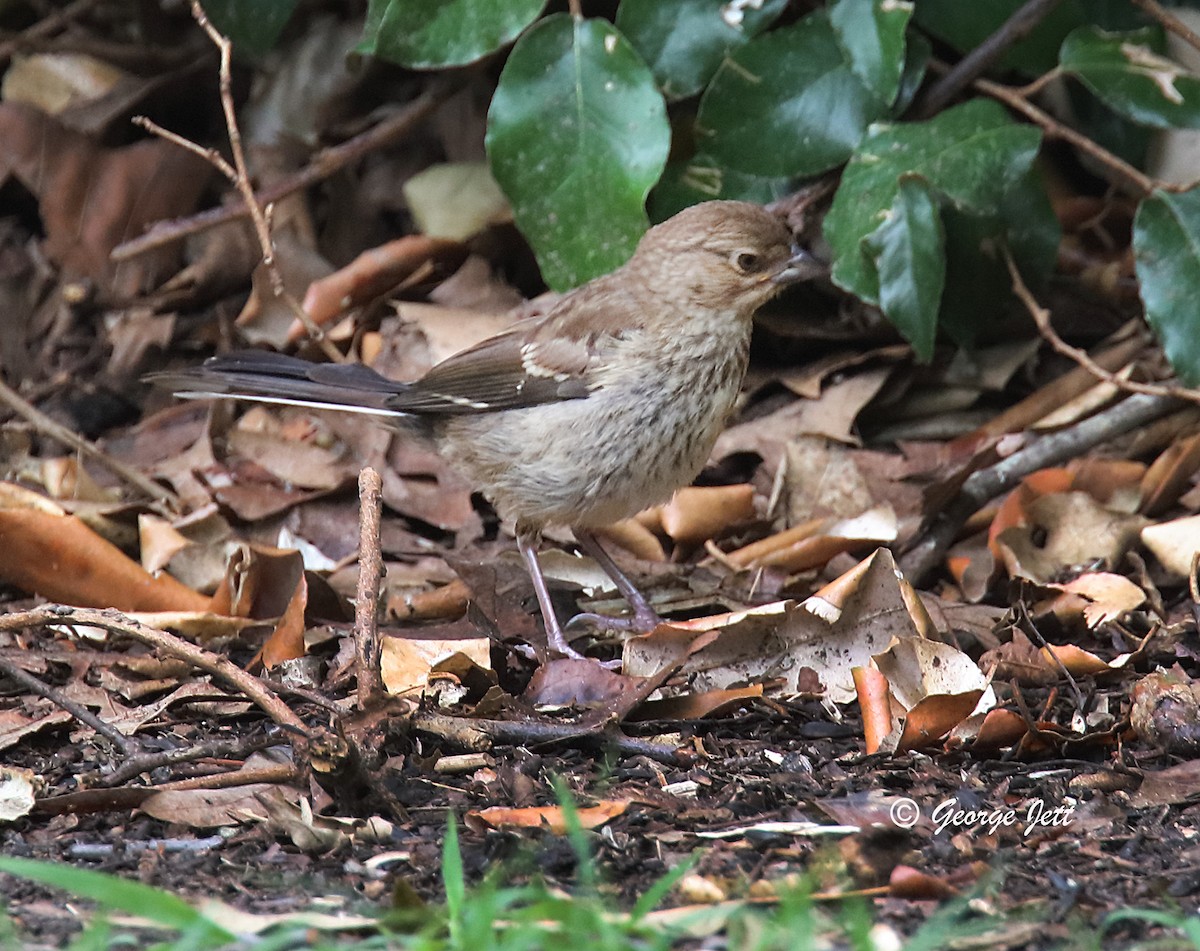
[770,244,826,285]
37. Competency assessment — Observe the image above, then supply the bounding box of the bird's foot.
[565,607,662,635]
[545,628,622,669]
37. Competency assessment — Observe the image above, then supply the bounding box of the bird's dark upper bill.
[771,246,825,285]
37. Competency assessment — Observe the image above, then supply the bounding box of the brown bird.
[158,200,823,661]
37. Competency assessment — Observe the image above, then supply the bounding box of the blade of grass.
[0,857,235,945]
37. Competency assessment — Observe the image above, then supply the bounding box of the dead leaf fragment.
[0,766,38,822]
[1141,514,1200,576]
[994,492,1147,583]
[465,801,628,834]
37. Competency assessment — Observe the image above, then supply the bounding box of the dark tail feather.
[148,351,410,418]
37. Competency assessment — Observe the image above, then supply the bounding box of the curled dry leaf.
[296,235,468,337]
[873,637,991,753]
[624,548,930,704]
[0,102,211,297]
[380,634,491,696]
[0,482,208,612]
[994,492,1147,584]
[725,504,898,573]
[592,517,666,561]
[0,766,38,822]
[658,483,755,546]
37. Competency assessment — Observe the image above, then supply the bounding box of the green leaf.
[616,0,787,100]
[829,0,911,105]
[649,153,792,222]
[938,166,1059,348]
[0,857,235,941]
[486,14,669,290]
[894,31,932,116]
[358,0,547,68]
[696,10,890,178]
[1134,189,1200,386]
[1060,26,1200,129]
[204,0,299,55]
[912,0,1086,76]
[825,99,1043,305]
[863,177,944,361]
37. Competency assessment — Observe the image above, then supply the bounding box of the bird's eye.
[733,251,760,273]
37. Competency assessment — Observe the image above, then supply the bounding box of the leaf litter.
[1,7,1200,946]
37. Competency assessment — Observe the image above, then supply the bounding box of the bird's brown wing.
[389,286,630,415]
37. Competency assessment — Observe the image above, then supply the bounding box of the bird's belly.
[441,373,742,531]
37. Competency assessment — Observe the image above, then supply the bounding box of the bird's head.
[628,200,824,315]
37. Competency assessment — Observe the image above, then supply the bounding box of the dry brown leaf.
[1140,431,1200,516]
[465,800,628,833]
[624,548,929,703]
[629,685,763,721]
[0,102,210,297]
[994,492,1147,584]
[659,484,755,546]
[873,637,990,752]
[0,483,208,612]
[297,235,467,336]
[381,634,491,695]
[1035,572,1146,628]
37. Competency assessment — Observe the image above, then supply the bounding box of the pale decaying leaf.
[403,162,512,240]
[465,800,628,833]
[2,53,125,115]
[994,492,1147,583]
[1141,513,1200,575]
[624,548,929,703]
[0,766,38,822]
[873,637,993,753]
[1035,572,1146,628]
[381,635,492,695]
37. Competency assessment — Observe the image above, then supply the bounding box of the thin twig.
[0,374,177,506]
[101,731,281,787]
[0,0,100,64]
[899,392,1184,584]
[133,2,341,361]
[915,0,1069,117]
[0,606,310,745]
[1004,248,1200,406]
[354,467,385,707]
[112,78,458,262]
[1015,601,1085,710]
[0,654,131,752]
[970,73,1158,196]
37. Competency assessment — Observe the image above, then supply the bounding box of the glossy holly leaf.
[205,0,299,55]
[649,153,793,222]
[486,14,669,290]
[358,0,547,68]
[863,177,944,361]
[1060,26,1200,129]
[1134,189,1200,386]
[696,10,890,178]
[825,99,1042,305]
[829,0,911,105]
[616,0,787,100]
